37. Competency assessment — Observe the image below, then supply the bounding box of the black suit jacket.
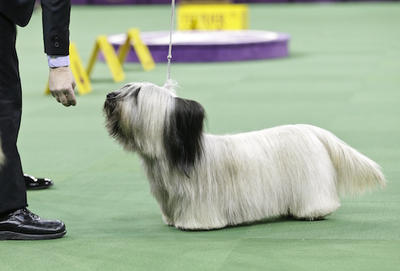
[0,0,70,56]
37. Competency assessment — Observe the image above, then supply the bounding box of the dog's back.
[209,124,385,196]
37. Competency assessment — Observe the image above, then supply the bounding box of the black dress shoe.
[0,208,66,240]
[24,174,54,190]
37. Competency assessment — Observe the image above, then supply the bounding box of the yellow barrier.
[118,28,155,72]
[177,4,248,30]
[87,35,125,83]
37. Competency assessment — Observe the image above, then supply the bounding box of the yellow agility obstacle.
[118,28,155,72]
[87,35,125,83]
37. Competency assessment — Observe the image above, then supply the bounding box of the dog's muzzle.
[107,92,118,100]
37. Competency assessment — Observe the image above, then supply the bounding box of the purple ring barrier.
[104,30,290,63]
[71,0,89,4]
[88,0,136,4]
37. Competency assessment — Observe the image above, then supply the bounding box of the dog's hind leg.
[292,199,340,221]
[289,162,341,221]
[291,190,340,221]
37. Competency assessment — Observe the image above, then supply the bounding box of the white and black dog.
[103,81,385,230]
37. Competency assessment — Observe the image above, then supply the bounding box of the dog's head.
[104,82,205,175]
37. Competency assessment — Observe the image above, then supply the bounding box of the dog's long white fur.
[105,82,386,230]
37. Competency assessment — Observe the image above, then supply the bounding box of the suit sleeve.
[0,0,36,27]
[41,0,71,56]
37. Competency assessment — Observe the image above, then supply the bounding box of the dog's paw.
[298,216,327,221]
[174,221,228,231]
[176,226,214,231]
[162,214,174,226]
[292,201,340,221]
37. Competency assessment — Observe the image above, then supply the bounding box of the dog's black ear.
[164,97,205,176]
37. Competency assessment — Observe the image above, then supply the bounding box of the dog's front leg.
[172,199,228,231]
[149,183,175,226]
[161,213,174,226]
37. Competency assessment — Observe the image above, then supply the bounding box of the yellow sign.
[177,4,248,30]
[45,42,92,95]
[87,35,125,82]
[118,28,155,72]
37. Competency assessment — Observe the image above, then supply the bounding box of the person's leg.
[0,13,27,214]
[0,14,66,240]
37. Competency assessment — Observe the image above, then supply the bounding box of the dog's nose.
[107,92,117,100]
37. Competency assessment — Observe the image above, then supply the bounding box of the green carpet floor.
[1,3,399,270]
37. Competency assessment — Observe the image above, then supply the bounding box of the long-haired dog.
[103,81,386,230]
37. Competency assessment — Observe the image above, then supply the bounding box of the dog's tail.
[303,125,386,196]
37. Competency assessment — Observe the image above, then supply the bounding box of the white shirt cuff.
[47,55,70,68]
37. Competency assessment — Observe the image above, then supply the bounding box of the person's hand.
[48,66,77,107]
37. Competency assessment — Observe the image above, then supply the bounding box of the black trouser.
[0,14,28,214]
